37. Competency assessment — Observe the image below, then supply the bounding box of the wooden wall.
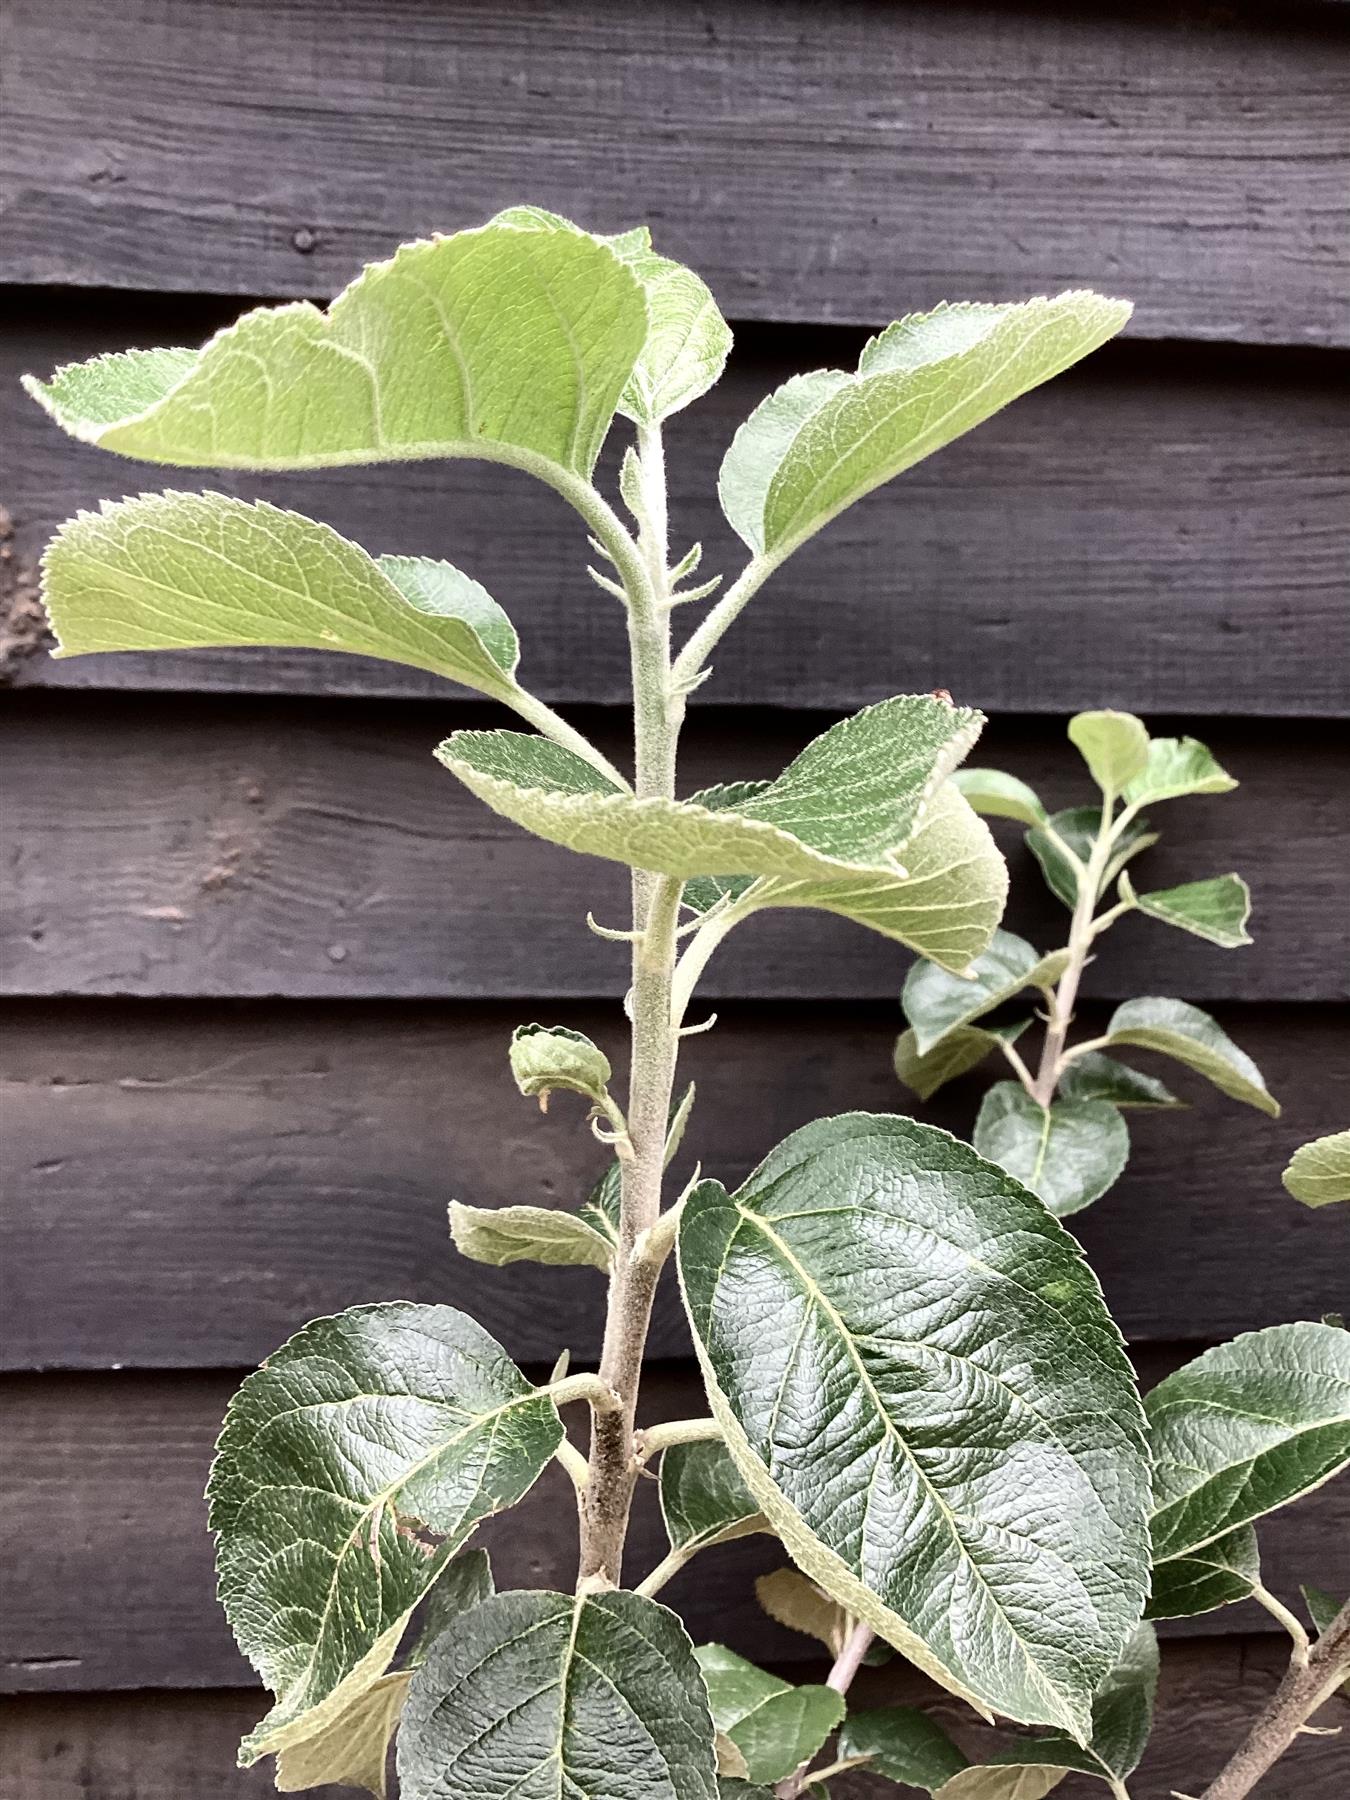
[1,2,1347,1795]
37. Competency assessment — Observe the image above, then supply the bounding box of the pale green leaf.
[660,1439,767,1556]
[274,1670,409,1798]
[754,1568,852,1658]
[695,1646,845,1786]
[1103,997,1279,1117]
[1283,1130,1350,1208]
[973,1084,1130,1218]
[24,220,648,481]
[206,1303,562,1765]
[903,929,1070,1055]
[1146,1322,1350,1563]
[719,293,1130,557]
[1057,1053,1185,1111]
[438,695,982,884]
[1026,807,1156,911]
[1131,873,1253,949]
[398,1589,718,1800]
[1145,1525,1260,1620]
[950,767,1047,828]
[936,1625,1157,1794]
[448,1199,614,1272]
[678,1113,1151,1739]
[734,783,1008,974]
[508,1022,612,1106]
[717,1733,752,1779]
[894,1022,1028,1104]
[837,1706,969,1789]
[1067,712,1150,796]
[1124,736,1236,807]
[39,493,526,702]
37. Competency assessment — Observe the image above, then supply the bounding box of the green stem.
[634,1545,693,1600]
[1033,802,1115,1106]
[507,687,630,791]
[671,551,778,693]
[635,1417,721,1461]
[577,425,685,1586]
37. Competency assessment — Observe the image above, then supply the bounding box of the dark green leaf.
[660,1439,766,1556]
[973,1084,1130,1218]
[902,929,1069,1055]
[894,1023,1028,1104]
[695,1645,845,1785]
[838,1706,969,1789]
[1130,873,1252,949]
[1056,1053,1184,1110]
[1103,998,1279,1117]
[1025,807,1156,910]
[1145,1526,1259,1620]
[678,1113,1151,1739]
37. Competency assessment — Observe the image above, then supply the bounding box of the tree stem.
[1199,1595,1350,1799]
[577,426,684,1585]
[1033,806,1114,1105]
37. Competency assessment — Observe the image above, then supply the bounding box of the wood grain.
[4,1643,1349,1800]
[4,700,1346,1003]
[6,303,1349,716]
[3,1001,1347,1369]
[3,0,1347,345]
[2,1369,1345,1697]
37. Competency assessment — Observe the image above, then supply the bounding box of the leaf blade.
[1103,997,1279,1117]
[1132,874,1253,949]
[903,929,1070,1055]
[1283,1129,1350,1208]
[660,1439,767,1556]
[448,1200,615,1272]
[973,1084,1130,1218]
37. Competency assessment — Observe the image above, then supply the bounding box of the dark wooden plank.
[3,1001,1346,1366]
[3,0,1347,345]
[3,699,1347,1002]
[5,302,1349,717]
[2,1368,1346,1699]
[5,1643,1349,1800]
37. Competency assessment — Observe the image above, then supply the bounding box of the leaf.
[1146,1321,1350,1563]
[894,1022,1028,1104]
[206,1303,562,1765]
[449,1200,614,1272]
[508,1022,612,1107]
[274,1548,495,1797]
[1025,807,1156,911]
[951,768,1048,828]
[660,1439,767,1556]
[1283,1130,1350,1208]
[39,493,526,705]
[677,1112,1151,1739]
[718,1782,775,1799]
[717,1734,752,1779]
[754,1568,852,1657]
[902,929,1070,1055]
[1145,1524,1260,1620]
[398,1589,718,1800]
[973,1084,1130,1218]
[24,218,648,481]
[1123,736,1237,807]
[718,293,1130,558]
[1130,873,1253,949]
[578,1160,623,1247]
[1056,1053,1184,1111]
[438,694,982,884]
[1302,1587,1350,1696]
[492,203,731,425]
[695,1645,845,1786]
[837,1706,969,1790]
[936,1624,1158,1795]
[1102,997,1279,1117]
[1067,712,1150,796]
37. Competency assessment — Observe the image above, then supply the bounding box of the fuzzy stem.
[1033,803,1114,1106]
[635,1417,722,1462]
[577,425,684,1585]
[1199,1595,1350,1799]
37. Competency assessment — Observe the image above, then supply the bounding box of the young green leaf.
[1026,806,1157,910]
[936,1625,1158,1795]
[1146,1322,1350,1563]
[1102,997,1279,1116]
[1067,711,1150,796]
[902,929,1071,1055]
[660,1439,767,1557]
[894,1022,1028,1104]
[1283,1129,1350,1208]
[973,1085,1130,1218]
[24,219,649,482]
[1056,1052,1185,1110]
[719,293,1130,559]
[398,1589,718,1800]
[837,1706,969,1790]
[448,1200,615,1272]
[508,1022,612,1107]
[39,493,529,703]
[1145,1524,1260,1620]
[695,1645,845,1786]
[207,1303,562,1765]
[439,695,981,884]
[950,767,1047,828]
[1130,873,1253,949]
[1123,735,1237,807]
[677,1113,1151,1740]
